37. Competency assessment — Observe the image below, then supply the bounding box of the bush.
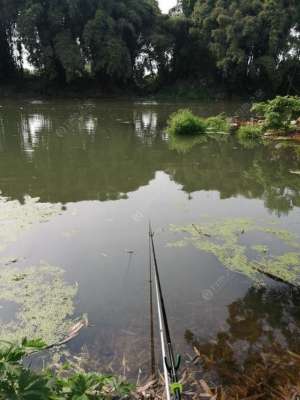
[237,125,263,140]
[0,338,134,399]
[205,114,230,133]
[251,96,300,132]
[166,109,207,136]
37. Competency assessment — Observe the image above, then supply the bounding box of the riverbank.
[0,78,245,102]
[3,336,300,400]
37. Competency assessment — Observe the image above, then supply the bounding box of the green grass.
[205,114,230,133]
[237,124,263,140]
[166,109,207,136]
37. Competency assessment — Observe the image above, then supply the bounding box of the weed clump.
[251,95,300,133]
[237,124,263,140]
[205,114,230,133]
[166,109,206,136]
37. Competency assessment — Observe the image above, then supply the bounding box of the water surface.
[0,99,300,380]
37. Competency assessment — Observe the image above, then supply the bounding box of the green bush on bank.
[237,124,263,140]
[166,110,231,136]
[166,109,207,136]
[251,96,300,133]
[0,338,134,399]
[205,114,231,133]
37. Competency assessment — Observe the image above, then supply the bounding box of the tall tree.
[0,0,21,81]
[83,0,159,84]
[191,0,299,93]
[17,0,85,82]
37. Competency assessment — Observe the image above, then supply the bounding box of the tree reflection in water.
[185,285,300,398]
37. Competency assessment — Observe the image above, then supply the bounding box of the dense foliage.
[237,124,263,140]
[205,114,230,133]
[167,109,232,135]
[251,96,300,132]
[0,0,300,94]
[0,338,133,399]
[166,109,207,135]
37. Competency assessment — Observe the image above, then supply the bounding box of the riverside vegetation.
[166,96,300,143]
[0,339,133,399]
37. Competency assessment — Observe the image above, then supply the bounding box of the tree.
[17,0,85,82]
[0,0,22,81]
[191,0,299,93]
[83,0,159,85]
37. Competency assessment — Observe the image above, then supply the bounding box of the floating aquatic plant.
[0,194,77,344]
[0,262,77,344]
[0,194,62,252]
[169,218,300,285]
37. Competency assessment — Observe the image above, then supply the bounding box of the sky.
[158,0,177,13]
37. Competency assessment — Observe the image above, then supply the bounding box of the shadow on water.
[0,100,299,214]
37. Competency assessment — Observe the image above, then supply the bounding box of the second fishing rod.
[149,223,181,400]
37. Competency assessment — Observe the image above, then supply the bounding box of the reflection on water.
[21,114,50,157]
[0,100,299,214]
[186,286,300,397]
[0,99,300,387]
[134,110,158,140]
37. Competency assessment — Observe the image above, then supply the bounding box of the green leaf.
[21,338,47,350]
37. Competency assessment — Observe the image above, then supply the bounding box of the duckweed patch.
[0,262,77,343]
[251,244,268,254]
[169,219,300,285]
[0,195,62,252]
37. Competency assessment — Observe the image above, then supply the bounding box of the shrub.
[251,96,300,132]
[205,114,230,133]
[166,109,207,136]
[237,124,263,140]
[0,339,134,399]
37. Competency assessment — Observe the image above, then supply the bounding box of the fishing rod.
[149,232,156,378]
[149,223,182,400]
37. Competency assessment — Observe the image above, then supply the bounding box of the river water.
[0,99,300,383]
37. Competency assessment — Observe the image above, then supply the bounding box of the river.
[0,98,300,385]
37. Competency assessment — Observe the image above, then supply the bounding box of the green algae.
[169,218,300,285]
[259,227,296,243]
[252,245,268,254]
[256,253,300,284]
[0,194,77,344]
[0,195,62,252]
[0,262,77,344]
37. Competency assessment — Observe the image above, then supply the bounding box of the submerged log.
[253,263,299,288]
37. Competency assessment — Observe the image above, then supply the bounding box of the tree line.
[1,0,300,95]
